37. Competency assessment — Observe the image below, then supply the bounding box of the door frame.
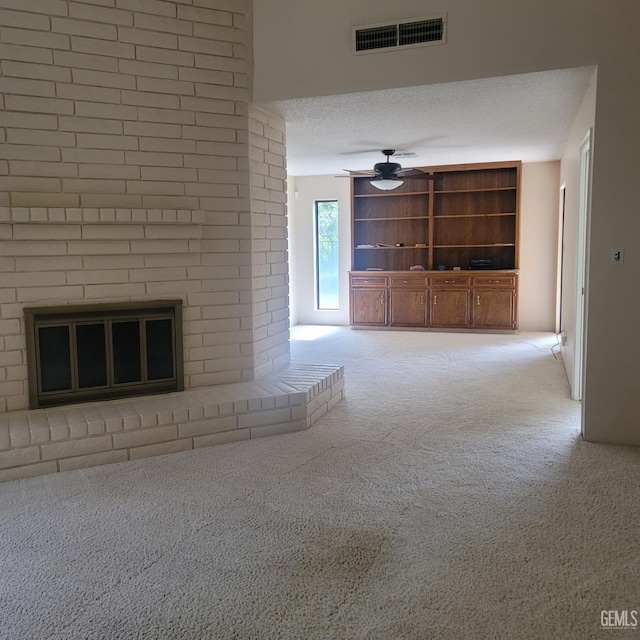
[573,129,593,408]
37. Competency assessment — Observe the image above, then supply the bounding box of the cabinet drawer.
[430,275,471,287]
[350,275,387,287]
[472,275,516,287]
[389,276,428,287]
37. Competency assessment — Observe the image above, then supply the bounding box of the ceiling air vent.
[353,15,446,54]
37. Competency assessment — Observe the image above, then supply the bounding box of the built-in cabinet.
[349,161,520,331]
[349,272,517,330]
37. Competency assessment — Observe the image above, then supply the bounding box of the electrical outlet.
[611,247,624,265]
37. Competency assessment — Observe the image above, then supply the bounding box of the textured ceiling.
[258,67,595,176]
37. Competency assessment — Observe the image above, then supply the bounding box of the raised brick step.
[0,363,344,482]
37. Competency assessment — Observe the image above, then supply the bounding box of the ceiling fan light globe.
[371,178,404,191]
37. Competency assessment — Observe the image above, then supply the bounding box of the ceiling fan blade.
[343,170,377,176]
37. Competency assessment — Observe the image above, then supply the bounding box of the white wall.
[254,0,640,445]
[518,162,560,331]
[288,176,351,325]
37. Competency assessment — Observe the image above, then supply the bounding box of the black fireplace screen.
[25,301,183,409]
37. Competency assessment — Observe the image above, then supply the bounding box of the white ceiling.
[258,67,595,177]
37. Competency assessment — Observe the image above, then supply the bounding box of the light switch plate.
[611,247,624,265]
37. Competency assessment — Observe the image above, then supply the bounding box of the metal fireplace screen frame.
[24,300,184,409]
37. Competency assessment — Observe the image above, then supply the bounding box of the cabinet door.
[351,288,387,325]
[389,290,427,327]
[430,289,470,328]
[472,289,515,328]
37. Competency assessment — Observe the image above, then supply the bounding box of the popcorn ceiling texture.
[0,0,290,412]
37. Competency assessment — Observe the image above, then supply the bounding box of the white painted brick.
[137,76,194,95]
[0,422,9,451]
[57,83,121,103]
[69,3,133,26]
[0,446,40,469]
[119,59,178,80]
[5,95,73,115]
[193,53,246,75]
[116,0,177,18]
[193,428,249,448]
[1,0,67,16]
[51,18,118,41]
[8,416,30,447]
[81,194,143,208]
[144,136,195,153]
[250,420,307,439]
[41,435,112,461]
[129,438,192,460]
[54,50,119,72]
[2,60,71,84]
[113,424,177,449]
[0,8,51,30]
[0,146,60,162]
[181,95,235,115]
[237,407,291,429]
[80,164,141,180]
[136,45,193,67]
[17,285,84,303]
[9,161,78,178]
[0,43,51,66]
[7,130,75,150]
[70,35,135,59]
[0,461,57,482]
[62,148,124,164]
[178,415,236,438]
[59,450,128,472]
[3,27,70,51]
[177,5,232,26]
[117,26,177,49]
[73,68,136,90]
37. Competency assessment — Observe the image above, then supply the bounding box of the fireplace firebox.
[25,301,183,409]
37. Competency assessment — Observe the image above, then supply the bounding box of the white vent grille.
[353,15,446,54]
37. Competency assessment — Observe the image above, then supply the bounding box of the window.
[315,200,340,310]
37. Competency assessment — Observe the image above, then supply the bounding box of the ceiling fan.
[343,150,435,190]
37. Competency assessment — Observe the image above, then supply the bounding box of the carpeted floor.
[1,327,639,640]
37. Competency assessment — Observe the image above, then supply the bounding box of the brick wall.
[249,106,290,378]
[0,0,289,412]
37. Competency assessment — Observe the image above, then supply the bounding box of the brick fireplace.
[0,0,339,481]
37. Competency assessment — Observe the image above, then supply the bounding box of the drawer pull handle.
[433,295,437,305]
[488,279,500,283]
[477,295,481,306]
[444,280,454,284]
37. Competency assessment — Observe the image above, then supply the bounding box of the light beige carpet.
[1,328,639,640]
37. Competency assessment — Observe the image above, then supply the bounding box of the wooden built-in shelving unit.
[349,161,521,330]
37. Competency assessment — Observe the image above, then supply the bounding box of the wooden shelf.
[351,160,520,277]
[354,190,430,198]
[433,243,516,248]
[355,246,429,250]
[434,186,517,195]
[354,216,429,222]
[434,212,516,219]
